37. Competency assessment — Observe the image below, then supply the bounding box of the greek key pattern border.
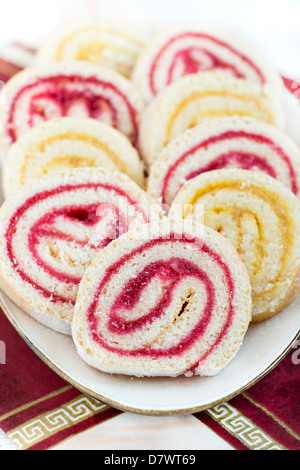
[7,395,108,450]
[206,403,285,450]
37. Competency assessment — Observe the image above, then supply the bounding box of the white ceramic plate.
[1,89,300,416]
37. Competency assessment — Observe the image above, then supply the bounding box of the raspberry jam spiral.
[0,62,145,151]
[170,169,300,322]
[0,168,162,334]
[132,24,283,102]
[73,220,251,377]
[147,117,300,207]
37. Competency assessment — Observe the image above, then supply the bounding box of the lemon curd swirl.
[20,133,125,182]
[165,91,275,146]
[170,171,300,321]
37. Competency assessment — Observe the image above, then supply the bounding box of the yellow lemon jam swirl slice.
[139,72,284,167]
[170,169,300,321]
[37,25,147,78]
[3,118,145,196]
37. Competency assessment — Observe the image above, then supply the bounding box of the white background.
[0,0,300,78]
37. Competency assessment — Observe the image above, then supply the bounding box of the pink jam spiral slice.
[0,168,162,334]
[132,24,283,102]
[73,219,252,377]
[147,117,300,208]
[0,62,145,152]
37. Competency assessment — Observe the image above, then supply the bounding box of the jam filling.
[6,183,148,304]
[186,151,277,181]
[29,89,119,128]
[161,130,298,204]
[7,74,139,147]
[28,203,127,286]
[109,258,214,334]
[149,32,266,95]
[167,47,244,85]
[87,234,235,366]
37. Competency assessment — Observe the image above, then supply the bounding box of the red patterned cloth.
[0,45,299,450]
[0,309,121,450]
[1,308,299,450]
